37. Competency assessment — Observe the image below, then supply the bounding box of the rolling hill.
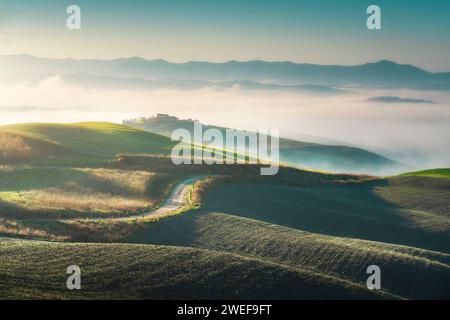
[129,211,449,299]
[129,172,450,299]
[0,121,448,299]
[0,166,171,219]
[0,238,392,299]
[400,168,450,179]
[199,177,450,253]
[123,115,401,174]
[0,130,82,164]
[0,123,182,220]
[0,119,400,175]
[0,122,174,162]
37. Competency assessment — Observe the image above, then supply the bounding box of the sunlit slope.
[400,168,450,179]
[0,166,170,219]
[130,211,450,299]
[375,175,450,233]
[0,131,81,164]
[0,122,174,161]
[0,238,391,299]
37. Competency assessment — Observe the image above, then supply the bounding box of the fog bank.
[0,76,449,169]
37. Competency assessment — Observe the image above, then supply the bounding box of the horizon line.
[3,53,449,73]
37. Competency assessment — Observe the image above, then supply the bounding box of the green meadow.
[0,122,449,299]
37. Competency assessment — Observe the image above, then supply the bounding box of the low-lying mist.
[0,75,449,171]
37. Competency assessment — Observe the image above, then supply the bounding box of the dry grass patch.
[0,132,32,162]
[0,167,177,218]
[0,217,67,240]
[21,189,152,214]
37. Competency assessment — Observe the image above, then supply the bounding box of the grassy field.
[376,176,450,233]
[0,122,173,165]
[0,123,185,240]
[400,168,450,179]
[130,211,450,299]
[0,121,182,224]
[0,122,174,161]
[0,166,176,219]
[195,177,450,253]
[128,171,450,299]
[0,131,84,165]
[0,122,449,300]
[0,238,392,299]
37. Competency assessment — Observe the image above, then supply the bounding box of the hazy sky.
[0,0,449,71]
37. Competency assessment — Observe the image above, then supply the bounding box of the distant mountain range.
[1,54,450,90]
[58,73,347,94]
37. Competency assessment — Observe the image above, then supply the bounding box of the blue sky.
[1,0,449,71]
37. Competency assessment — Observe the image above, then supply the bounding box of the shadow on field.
[197,179,449,253]
[128,207,450,299]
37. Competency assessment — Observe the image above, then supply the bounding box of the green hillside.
[0,121,448,299]
[0,122,174,163]
[199,177,450,253]
[0,166,172,219]
[0,130,82,164]
[130,211,450,299]
[0,123,182,220]
[400,168,450,179]
[123,115,401,174]
[0,238,391,299]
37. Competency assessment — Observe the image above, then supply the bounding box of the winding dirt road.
[70,176,205,222]
[117,176,204,221]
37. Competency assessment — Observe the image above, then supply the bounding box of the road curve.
[139,176,202,219]
[116,176,205,221]
[66,176,206,222]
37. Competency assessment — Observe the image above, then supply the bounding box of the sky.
[0,0,449,170]
[0,0,449,71]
